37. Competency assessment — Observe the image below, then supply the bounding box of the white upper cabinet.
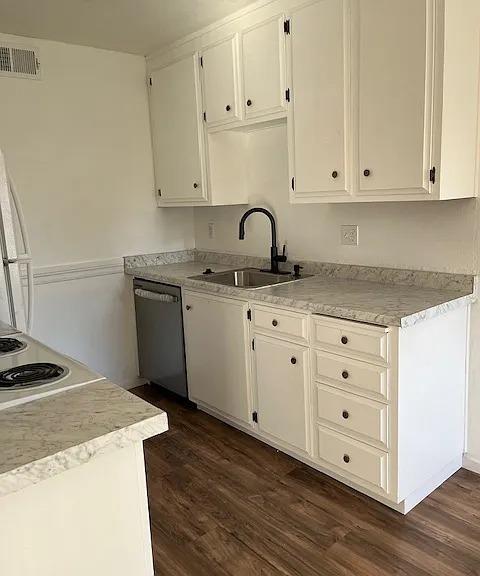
[149,54,207,205]
[148,0,480,204]
[288,0,350,201]
[201,35,241,127]
[357,0,432,197]
[241,16,286,120]
[285,0,480,202]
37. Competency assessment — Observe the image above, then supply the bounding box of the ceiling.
[0,0,260,55]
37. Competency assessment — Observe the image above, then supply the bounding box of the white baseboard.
[463,455,480,475]
[402,456,462,513]
[123,377,147,391]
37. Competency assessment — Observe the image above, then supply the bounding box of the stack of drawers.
[311,315,392,497]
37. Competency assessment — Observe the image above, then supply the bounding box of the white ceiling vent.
[0,44,41,80]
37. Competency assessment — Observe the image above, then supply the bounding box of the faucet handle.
[277,244,287,263]
[293,264,303,277]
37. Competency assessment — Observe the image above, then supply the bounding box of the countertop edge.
[0,411,168,499]
[399,294,474,328]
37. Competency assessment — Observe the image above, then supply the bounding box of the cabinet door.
[254,334,310,452]
[288,0,350,200]
[183,292,251,424]
[242,16,286,119]
[149,55,207,204]
[358,0,432,196]
[201,35,241,126]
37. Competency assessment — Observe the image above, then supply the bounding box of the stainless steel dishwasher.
[133,278,188,398]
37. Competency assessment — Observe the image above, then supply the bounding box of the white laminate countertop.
[0,379,167,497]
[126,260,474,328]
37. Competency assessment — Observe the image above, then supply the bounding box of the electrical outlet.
[208,221,215,240]
[341,225,359,246]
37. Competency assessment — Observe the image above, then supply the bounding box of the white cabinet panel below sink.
[183,291,252,425]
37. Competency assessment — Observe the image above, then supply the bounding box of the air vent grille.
[0,44,41,79]
[0,47,11,72]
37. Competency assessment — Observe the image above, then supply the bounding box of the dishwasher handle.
[134,288,179,303]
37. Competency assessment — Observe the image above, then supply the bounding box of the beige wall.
[0,33,195,385]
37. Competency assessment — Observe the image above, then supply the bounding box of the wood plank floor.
[132,384,480,576]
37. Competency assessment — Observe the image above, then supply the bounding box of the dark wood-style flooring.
[132,384,480,576]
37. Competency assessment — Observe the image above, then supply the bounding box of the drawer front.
[316,384,388,448]
[252,305,308,343]
[313,350,389,402]
[316,426,388,492]
[312,316,389,364]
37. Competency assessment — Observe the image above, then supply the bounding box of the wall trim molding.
[32,258,124,285]
[463,455,480,475]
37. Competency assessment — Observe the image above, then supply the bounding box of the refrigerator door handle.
[6,170,33,333]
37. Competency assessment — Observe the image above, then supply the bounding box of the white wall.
[0,33,195,386]
[32,274,139,387]
[195,125,477,274]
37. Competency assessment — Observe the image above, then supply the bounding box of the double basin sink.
[189,267,311,290]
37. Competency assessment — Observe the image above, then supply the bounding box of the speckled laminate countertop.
[125,258,474,328]
[0,379,168,497]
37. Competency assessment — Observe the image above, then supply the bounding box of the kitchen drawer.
[311,315,390,364]
[252,304,308,344]
[313,350,390,402]
[316,426,389,492]
[316,383,388,449]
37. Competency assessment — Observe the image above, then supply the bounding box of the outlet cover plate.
[208,221,215,240]
[341,225,359,246]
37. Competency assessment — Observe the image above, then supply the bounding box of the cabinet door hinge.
[291,177,295,191]
[284,19,290,34]
[200,56,203,68]
[285,88,290,102]
[251,338,255,350]
[247,309,251,321]
[429,166,436,184]
[203,111,207,122]
[252,411,258,423]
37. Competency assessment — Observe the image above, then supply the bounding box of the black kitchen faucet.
[238,207,287,274]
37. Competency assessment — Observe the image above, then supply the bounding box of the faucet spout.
[239,207,277,246]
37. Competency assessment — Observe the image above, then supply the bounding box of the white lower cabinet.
[183,291,251,425]
[253,334,310,453]
[183,293,469,514]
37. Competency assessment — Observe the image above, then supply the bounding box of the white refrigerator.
[0,149,33,333]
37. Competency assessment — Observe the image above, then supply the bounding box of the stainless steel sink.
[189,268,311,290]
